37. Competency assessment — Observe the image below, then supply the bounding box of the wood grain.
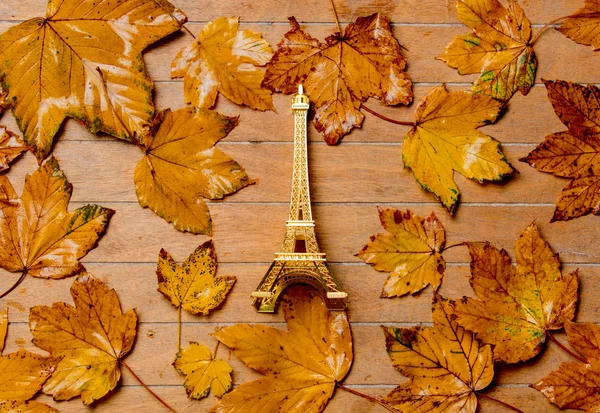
[0,0,597,412]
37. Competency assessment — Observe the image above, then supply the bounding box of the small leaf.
[448,224,579,363]
[403,84,515,212]
[173,342,233,399]
[521,80,600,222]
[0,126,27,172]
[134,108,253,234]
[210,285,352,413]
[29,274,137,405]
[438,0,537,101]
[382,294,494,412]
[0,0,187,160]
[356,208,446,297]
[157,240,236,315]
[0,349,57,401]
[263,14,412,144]
[558,1,600,49]
[0,157,113,280]
[172,17,274,111]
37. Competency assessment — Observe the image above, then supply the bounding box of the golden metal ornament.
[251,85,348,312]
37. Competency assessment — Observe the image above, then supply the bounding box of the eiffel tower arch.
[251,85,347,313]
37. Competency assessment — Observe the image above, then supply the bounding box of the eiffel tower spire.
[251,85,347,312]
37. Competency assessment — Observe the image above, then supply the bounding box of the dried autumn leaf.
[403,84,515,213]
[532,321,600,410]
[0,0,186,160]
[558,1,600,49]
[0,349,57,401]
[173,342,233,399]
[521,80,600,222]
[29,274,137,405]
[382,294,494,412]
[211,285,352,413]
[438,0,537,101]
[157,241,236,315]
[0,401,59,413]
[263,14,412,144]
[0,308,6,353]
[448,224,578,363]
[0,157,113,281]
[134,107,253,234]
[356,208,446,297]
[171,17,274,111]
[0,127,28,172]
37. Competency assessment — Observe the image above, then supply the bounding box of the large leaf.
[382,294,494,412]
[532,321,600,410]
[29,274,137,405]
[403,84,515,213]
[0,0,186,160]
[172,17,274,111]
[211,285,352,413]
[263,14,412,144]
[356,208,446,297]
[157,240,236,315]
[521,80,600,221]
[173,342,233,399]
[0,157,113,280]
[134,107,253,234]
[558,0,600,49]
[448,224,578,363]
[438,0,537,101]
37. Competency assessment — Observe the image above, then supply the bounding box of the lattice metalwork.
[252,85,348,313]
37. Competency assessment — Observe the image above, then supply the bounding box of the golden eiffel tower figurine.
[251,85,348,312]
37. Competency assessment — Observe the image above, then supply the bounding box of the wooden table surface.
[0,0,598,412]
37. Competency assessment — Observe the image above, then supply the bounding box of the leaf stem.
[531,12,600,45]
[361,104,415,126]
[546,331,587,364]
[444,242,466,251]
[336,383,396,413]
[213,340,220,358]
[475,392,525,413]
[328,0,342,33]
[0,270,27,300]
[177,306,182,351]
[122,361,179,413]
[181,24,197,40]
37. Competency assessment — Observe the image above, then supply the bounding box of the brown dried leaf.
[263,14,412,144]
[558,1,600,49]
[521,80,600,221]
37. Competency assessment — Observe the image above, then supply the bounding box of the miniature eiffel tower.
[251,85,348,312]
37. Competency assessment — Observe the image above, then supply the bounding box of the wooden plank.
[0,0,578,24]
[2,263,596,324]
[0,83,567,144]
[0,321,576,388]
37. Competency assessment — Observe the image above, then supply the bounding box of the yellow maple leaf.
[171,16,274,111]
[448,224,579,363]
[0,0,187,160]
[0,349,57,401]
[0,126,27,172]
[263,14,412,144]
[382,294,494,412]
[173,342,233,399]
[211,285,352,413]
[0,308,6,353]
[134,107,253,234]
[0,401,59,413]
[0,157,113,281]
[403,84,515,213]
[532,320,600,410]
[356,208,446,297]
[558,1,600,50]
[29,274,137,405]
[438,0,537,101]
[157,240,236,315]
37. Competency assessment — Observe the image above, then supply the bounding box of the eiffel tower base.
[251,259,347,313]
